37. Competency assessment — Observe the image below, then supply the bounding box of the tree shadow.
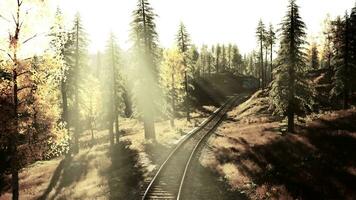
[37,155,72,200]
[144,141,172,168]
[183,135,248,200]
[213,112,356,199]
[37,151,93,200]
[102,140,145,200]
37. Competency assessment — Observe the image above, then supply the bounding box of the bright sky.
[28,0,356,54]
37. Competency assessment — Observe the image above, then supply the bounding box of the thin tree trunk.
[61,79,68,128]
[144,116,156,140]
[73,18,80,154]
[265,46,268,85]
[170,72,175,127]
[115,116,119,143]
[11,69,19,200]
[122,89,132,117]
[184,69,190,122]
[109,121,114,146]
[270,43,273,81]
[10,3,21,198]
[260,40,264,88]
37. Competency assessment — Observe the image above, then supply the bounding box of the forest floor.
[200,90,356,200]
[0,107,216,200]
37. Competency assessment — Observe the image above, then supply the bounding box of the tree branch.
[0,14,10,22]
[18,85,33,93]
[22,34,38,44]
[17,70,31,76]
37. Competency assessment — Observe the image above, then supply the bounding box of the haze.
[49,0,355,54]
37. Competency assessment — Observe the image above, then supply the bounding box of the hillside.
[200,90,356,199]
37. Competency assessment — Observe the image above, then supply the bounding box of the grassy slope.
[0,108,215,200]
[200,90,356,199]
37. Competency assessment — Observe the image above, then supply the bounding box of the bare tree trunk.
[170,72,175,128]
[184,70,190,122]
[11,69,19,200]
[270,43,273,81]
[260,40,264,88]
[265,46,268,84]
[115,116,119,143]
[10,2,21,198]
[109,120,114,146]
[61,79,68,128]
[144,115,156,140]
[73,18,80,154]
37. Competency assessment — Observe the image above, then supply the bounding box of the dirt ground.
[200,91,356,199]
[0,107,215,200]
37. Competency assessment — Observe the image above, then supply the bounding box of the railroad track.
[141,95,240,200]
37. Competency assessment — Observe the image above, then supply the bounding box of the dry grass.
[200,90,356,200]
[0,109,212,200]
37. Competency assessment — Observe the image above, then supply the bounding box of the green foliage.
[130,0,160,139]
[270,0,313,121]
[330,14,354,108]
[176,22,191,55]
[160,48,185,118]
[308,43,320,70]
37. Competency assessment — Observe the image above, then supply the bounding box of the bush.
[43,123,70,160]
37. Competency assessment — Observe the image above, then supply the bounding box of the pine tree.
[322,14,333,72]
[104,33,122,145]
[231,45,242,73]
[68,13,89,153]
[207,47,213,76]
[330,14,353,109]
[176,22,192,121]
[215,44,221,73]
[227,44,232,70]
[176,22,191,56]
[160,48,185,127]
[350,4,356,95]
[267,24,276,82]
[131,0,159,140]
[189,45,200,76]
[221,44,227,72]
[200,45,209,75]
[264,33,269,84]
[309,43,320,70]
[270,0,312,133]
[256,20,266,88]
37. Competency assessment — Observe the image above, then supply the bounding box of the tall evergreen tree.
[322,14,334,72]
[270,0,312,133]
[267,24,276,82]
[221,44,227,72]
[176,22,191,55]
[104,33,122,145]
[350,4,356,94]
[68,13,89,153]
[256,20,266,88]
[330,14,353,109]
[215,44,221,73]
[160,48,185,127]
[309,43,320,70]
[131,0,159,140]
[231,45,242,73]
[176,22,191,121]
